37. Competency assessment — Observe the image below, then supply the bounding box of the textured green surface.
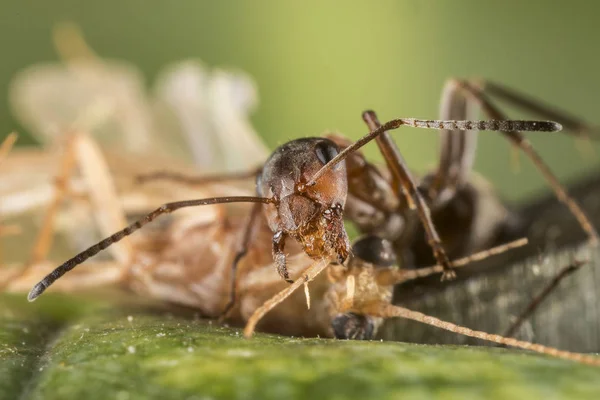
[1,293,599,400]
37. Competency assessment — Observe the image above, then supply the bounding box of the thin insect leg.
[375,237,529,285]
[74,133,132,264]
[27,195,274,301]
[217,201,263,321]
[136,167,262,186]
[484,81,600,138]
[243,257,330,338]
[503,258,586,338]
[458,81,599,245]
[363,111,454,280]
[0,135,78,290]
[27,135,78,266]
[367,302,600,366]
[272,231,292,283]
[0,132,18,163]
[305,118,560,188]
[0,132,18,265]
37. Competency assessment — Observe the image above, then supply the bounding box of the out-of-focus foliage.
[1,1,600,201]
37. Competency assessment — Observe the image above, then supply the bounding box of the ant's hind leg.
[455,79,599,244]
[361,111,455,280]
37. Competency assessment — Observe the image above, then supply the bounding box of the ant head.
[257,138,350,261]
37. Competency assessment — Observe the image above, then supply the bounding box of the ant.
[24,104,600,365]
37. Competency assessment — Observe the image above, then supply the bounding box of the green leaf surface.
[1,293,599,400]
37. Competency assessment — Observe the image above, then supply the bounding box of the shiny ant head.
[329,234,397,340]
[257,137,350,262]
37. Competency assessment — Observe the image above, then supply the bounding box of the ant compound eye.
[351,234,397,267]
[331,313,375,340]
[314,140,339,165]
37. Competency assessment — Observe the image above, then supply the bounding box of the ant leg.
[483,80,599,139]
[375,237,529,286]
[428,80,480,201]
[136,167,262,186]
[365,302,600,366]
[217,201,262,321]
[455,80,599,244]
[362,111,455,280]
[273,231,293,283]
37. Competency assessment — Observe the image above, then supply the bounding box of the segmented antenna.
[305,119,561,187]
[27,196,273,301]
[373,303,600,366]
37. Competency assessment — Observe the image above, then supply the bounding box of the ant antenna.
[305,119,561,187]
[27,196,274,301]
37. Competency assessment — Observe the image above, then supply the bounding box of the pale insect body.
[4,26,600,367]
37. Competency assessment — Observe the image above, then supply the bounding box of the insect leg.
[483,80,599,139]
[0,135,79,290]
[503,258,586,338]
[218,201,263,321]
[0,132,18,164]
[375,237,529,285]
[27,195,273,301]
[272,230,293,283]
[456,80,599,245]
[136,167,262,186]
[369,302,600,366]
[244,257,331,338]
[428,80,480,200]
[362,110,455,280]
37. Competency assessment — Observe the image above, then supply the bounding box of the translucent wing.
[9,59,183,158]
[153,61,269,172]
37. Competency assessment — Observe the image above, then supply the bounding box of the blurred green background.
[1,0,599,202]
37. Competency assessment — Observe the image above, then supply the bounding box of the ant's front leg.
[272,231,293,283]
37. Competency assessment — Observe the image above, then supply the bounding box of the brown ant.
[23,107,600,366]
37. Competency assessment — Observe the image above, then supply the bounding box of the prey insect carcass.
[5,25,600,367]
